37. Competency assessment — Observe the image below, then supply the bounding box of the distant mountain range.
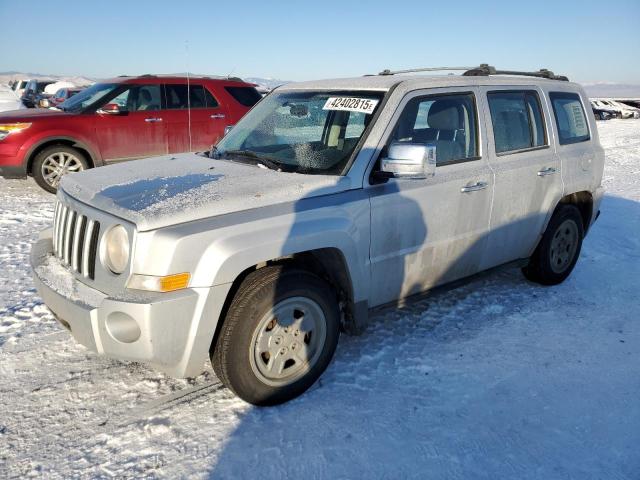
[1,71,637,98]
[581,83,640,99]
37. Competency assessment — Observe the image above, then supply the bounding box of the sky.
[1,0,639,84]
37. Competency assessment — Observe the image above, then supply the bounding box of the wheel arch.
[558,190,593,233]
[25,137,101,175]
[207,246,365,365]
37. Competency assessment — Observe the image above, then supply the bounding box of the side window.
[203,88,219,108]
[109,85,161,111]
[224,86,262,107]
[164,84,219,109]
[390,93,478,165]
[189,85,206,108]
[549,92,590,145]
[487,90,547,154]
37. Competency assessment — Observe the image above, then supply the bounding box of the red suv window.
[164,84,219,109]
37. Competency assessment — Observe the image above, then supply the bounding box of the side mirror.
[97,103,121,115]
[380,142,436,179]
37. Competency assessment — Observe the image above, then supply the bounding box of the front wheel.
[32,145,89,193]
[522,204,584,285]
[211,266,340,406]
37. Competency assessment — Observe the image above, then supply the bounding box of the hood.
[60,153,353,231]
[0,108,68,121]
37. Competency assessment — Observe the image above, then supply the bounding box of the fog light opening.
[105,311,141,344]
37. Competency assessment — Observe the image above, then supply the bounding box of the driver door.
[94,84,167,161]
[368,88,493,307]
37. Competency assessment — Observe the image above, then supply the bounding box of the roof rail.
[378,66,474,76]
[463,64,569,81]
[376,64,569,81]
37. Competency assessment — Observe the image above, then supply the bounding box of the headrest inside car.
[427,100,462,131]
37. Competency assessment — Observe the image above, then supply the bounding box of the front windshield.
[215,90,384,175]
[59,83,118,113]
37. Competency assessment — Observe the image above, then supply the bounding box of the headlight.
[102,225,130,274]
[0,123,32,141]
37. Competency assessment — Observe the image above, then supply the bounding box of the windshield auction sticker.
[323,97,379,114]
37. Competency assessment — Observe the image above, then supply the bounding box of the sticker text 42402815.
[322,97,379,114]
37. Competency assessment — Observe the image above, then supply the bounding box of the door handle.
[144,117,163,123]
[537,167,556,176]
[460,181,488,193]
[210,114,226,119]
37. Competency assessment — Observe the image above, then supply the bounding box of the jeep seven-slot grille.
[52,201,100,279]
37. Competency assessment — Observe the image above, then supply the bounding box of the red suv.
[0,75,262,192]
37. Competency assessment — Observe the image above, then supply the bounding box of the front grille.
[52,201,101,280]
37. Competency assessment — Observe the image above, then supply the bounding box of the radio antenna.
[185,40,192,151]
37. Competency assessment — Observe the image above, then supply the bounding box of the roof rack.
[378,66,474,76]
[377,64,569,81]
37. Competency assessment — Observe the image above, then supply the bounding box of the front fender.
[133,193,370,302]
[200,213,370,303]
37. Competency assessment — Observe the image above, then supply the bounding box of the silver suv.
[31,66,605,405]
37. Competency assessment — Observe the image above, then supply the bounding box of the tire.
[211,265,340,406]
[522,204,584,285]
[32,145,89,194]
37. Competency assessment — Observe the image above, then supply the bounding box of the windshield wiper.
[223,150,282,171]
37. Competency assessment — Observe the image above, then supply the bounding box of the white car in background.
[0,84,25,112]
[11,79,29,97]
[590,100,619,118]
[594,99,640,119]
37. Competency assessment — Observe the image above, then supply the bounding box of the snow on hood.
[60,153,353,231]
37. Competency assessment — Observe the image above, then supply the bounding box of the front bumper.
[30,231,230,377]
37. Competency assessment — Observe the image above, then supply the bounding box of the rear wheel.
[211,266,340,406]
[522,204,584,285]
[32,145,89,193]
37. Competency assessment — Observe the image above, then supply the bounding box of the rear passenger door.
[479,87,562,270]
[163,83,225,153]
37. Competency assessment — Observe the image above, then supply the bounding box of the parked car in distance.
[0,75,262,192]
[43,87,83,108]
[591,104,615,120]
[21,79,55,108]
[11,79,29,97]
[591,100,621,119]
[592,99,639,119]
[36,81,83,108]
[0,84,24,112]
[31,65,604,406]
[608,99,640,118]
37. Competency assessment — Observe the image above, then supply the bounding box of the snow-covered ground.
[0,120,639,479]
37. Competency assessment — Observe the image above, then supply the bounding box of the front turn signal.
[127,273,191,292]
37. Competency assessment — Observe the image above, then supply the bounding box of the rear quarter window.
[549,92,590,145]
[225,86,262,107]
